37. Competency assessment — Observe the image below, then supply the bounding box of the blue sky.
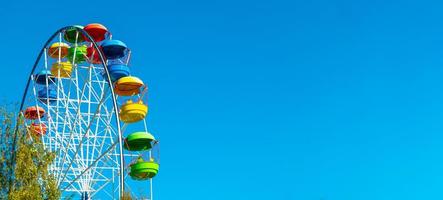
[3,0,443,199]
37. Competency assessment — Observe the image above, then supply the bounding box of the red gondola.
[83,23,109,42]
[87,46,103,64]
[24,106,45,120]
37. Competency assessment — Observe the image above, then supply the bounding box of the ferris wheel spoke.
[58,85,113,185]
[90,111,118,187]
[55,66,102,179]
[53,78,85,181]
[61,138,119,192]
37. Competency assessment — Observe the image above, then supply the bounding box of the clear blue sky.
[2,0,443,199]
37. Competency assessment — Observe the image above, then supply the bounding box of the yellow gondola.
[48,42,70,58]
[119,100,148,123]
[114,76,145,96]
[51,61,73,78]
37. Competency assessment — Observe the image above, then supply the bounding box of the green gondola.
[124,132,155,151]
[129,158,159,180]
[64,25,85,43]
[67,45,87,63]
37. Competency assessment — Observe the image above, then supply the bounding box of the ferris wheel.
[18,24,160,199]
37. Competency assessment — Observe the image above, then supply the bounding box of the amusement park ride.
[19,24,159,199]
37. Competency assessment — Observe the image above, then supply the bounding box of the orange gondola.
[24,106,45,120]
[114,76,145,96]
[48,42,70,58]
[29,123,47,136]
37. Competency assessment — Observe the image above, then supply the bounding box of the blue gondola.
[35,70,56,85]
[107,64,130,82]
[38,87,57,104]
[101,40,127,59]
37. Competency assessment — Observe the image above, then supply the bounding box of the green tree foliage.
[0,105,60,199]
[0,104,16,197]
